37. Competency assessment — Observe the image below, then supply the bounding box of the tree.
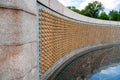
[98,12,109,20]
[109,10,119,21]
[67,6,75,10]
[67,6,81,14]
[67,1,120,21]
[80,1,104,18]
[118,10,120,21]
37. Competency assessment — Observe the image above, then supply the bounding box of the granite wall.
[38,0,120,80]
[0,0,37,80]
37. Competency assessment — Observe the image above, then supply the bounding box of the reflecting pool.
[89,65,120,80]
[48,46,120,80]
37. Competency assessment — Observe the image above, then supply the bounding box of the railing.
[38,1,120,77]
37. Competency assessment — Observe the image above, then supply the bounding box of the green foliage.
[118,10,120,21]
[67,1,120,21]
[80,1,104,18]
[98,12,109,20]
[67,6,81,14]
[79,9,92,17]
[67,6,75,9]
[109,10,119,21]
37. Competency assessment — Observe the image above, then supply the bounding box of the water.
[89,65,120,80]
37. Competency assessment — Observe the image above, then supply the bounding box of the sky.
[89,65,120,80]
[58,0,120,13]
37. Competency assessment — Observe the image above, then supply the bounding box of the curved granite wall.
[38,0,120,75]
[38,0,120,79]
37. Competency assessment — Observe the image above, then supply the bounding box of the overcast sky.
[58,0,120,13]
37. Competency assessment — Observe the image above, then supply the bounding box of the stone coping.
[38,0,120,26]
[41,41,120,80]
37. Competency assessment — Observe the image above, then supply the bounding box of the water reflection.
[89,65,120,80]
